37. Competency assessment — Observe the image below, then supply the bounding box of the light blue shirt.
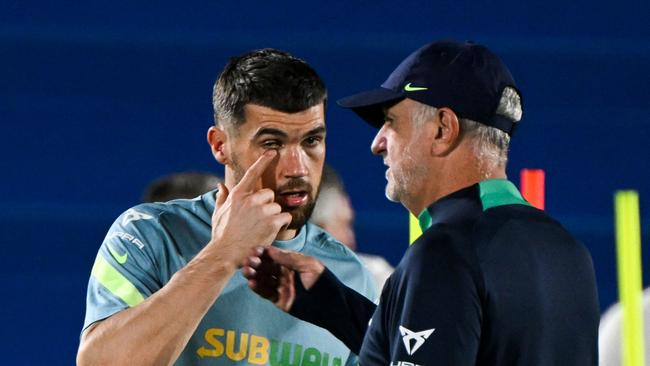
[83,190,377,366]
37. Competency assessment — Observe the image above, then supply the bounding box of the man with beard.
[77,49,377,366]
[243,41,599,365]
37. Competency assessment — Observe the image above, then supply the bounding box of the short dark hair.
[143,172,222,203]
[212,48,327,128]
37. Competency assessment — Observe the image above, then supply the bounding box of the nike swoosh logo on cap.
[404,83,428,91]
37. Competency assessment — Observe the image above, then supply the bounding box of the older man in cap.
[244,40,599,365]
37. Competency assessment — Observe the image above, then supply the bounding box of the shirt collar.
[420,179,528,231]
[422,183,482,230]
[272,224,307,251]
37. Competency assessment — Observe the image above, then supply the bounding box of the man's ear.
[431,107,461,156]
[207,125,229,165]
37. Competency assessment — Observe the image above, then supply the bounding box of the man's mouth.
[277,191,309,208]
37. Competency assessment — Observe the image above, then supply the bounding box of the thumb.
[265,247,319,273]
[215,183,229,207]
[266,247,324,290]
[264,247,325,290]
[264,247,299,269]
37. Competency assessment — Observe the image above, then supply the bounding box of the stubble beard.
[384,148,426,205]
[285,196,317,230]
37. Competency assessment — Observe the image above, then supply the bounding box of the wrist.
[202,238,240,272]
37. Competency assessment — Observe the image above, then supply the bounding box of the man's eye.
[262,140,281,149]
[304,136,322,147]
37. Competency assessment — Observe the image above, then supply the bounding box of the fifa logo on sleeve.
[398,326,435,355]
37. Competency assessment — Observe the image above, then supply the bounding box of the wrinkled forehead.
[239,103,326,137]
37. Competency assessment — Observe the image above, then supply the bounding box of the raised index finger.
[236,150,277,192]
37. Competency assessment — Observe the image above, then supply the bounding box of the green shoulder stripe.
[479,179,532,211]
[91,254,145,307]
[418,209,433,232]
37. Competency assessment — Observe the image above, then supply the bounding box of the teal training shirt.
[83,190,378,366]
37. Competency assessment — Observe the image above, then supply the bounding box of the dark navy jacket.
[291,179,599,366]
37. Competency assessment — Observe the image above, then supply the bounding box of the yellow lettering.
[198,328,342,365]
[196,328,225,358]
[225,330,249,361]
[248,335,270,365]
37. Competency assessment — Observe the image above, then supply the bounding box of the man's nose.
[280,146,308,178]
[371,125,388,156]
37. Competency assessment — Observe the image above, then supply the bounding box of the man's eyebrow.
[382,107,394,119]
[253,128,289,140]
[303,126,326,137]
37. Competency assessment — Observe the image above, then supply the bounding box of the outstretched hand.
[242,246,325,312]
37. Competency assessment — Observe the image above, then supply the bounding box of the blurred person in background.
[77,48,376,366]
[599,288,650,366]
[143,171,222,203]
[311,164,393,290]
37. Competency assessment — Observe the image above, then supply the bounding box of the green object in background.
[614,190,645,366]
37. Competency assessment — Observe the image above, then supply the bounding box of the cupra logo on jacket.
[398,326,435,355]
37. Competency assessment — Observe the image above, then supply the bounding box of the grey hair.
[460,119,510,172]
[496,86,523,122]
[411,101,438,126]
[410,101,511,173]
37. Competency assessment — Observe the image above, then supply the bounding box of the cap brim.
[337,87,404,128]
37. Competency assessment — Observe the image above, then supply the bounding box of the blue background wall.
[1,1,649,364]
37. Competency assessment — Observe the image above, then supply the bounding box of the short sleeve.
[82,207,164,332]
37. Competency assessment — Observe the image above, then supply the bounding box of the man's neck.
[276,228,298,241]
[405,150,507,215]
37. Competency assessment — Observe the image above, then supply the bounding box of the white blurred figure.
[311,164,394,291]
[599,288,650,366]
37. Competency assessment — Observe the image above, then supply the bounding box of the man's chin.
[287,218,306,230]
[385,185,400,203]
[282,202,315,231]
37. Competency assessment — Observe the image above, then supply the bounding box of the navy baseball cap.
[337,40,523,135]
